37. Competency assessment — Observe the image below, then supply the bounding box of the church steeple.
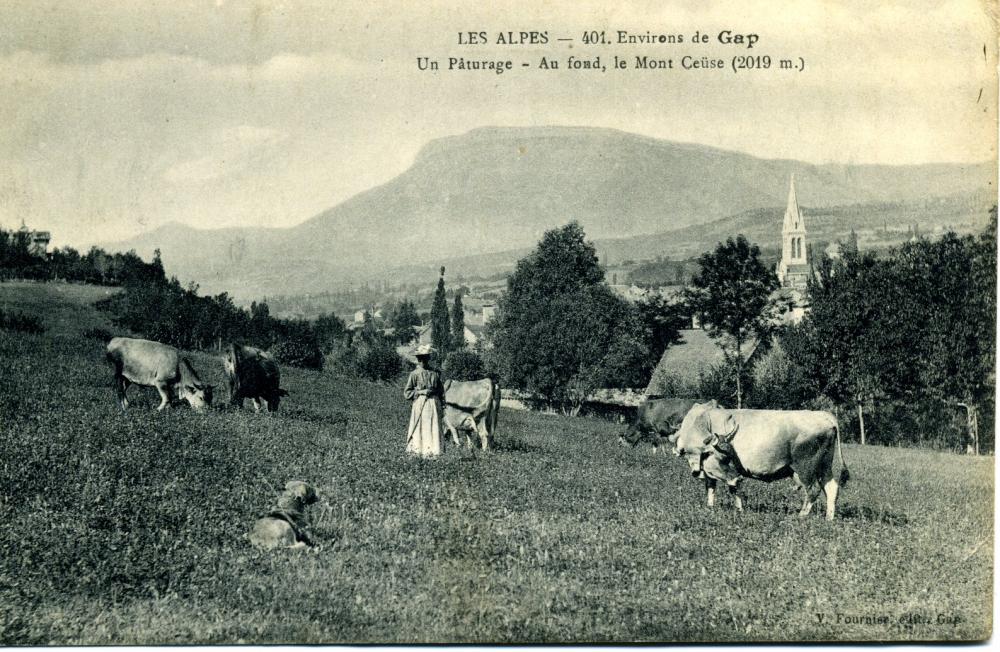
[781,174,807,266]
[777,174,809,289]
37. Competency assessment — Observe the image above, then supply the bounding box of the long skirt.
[406,396,443,457]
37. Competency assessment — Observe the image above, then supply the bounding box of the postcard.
[0,0,995,644]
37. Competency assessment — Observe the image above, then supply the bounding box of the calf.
[443,378,501,451]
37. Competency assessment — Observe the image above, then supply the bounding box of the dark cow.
[619,397,698,451]
[672,402,850,520]
[106,337,213,411]
[223,343,288,412]
[443,378,501,450]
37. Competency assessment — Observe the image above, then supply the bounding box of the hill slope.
[102,126,995,297]
[0,282,993,643]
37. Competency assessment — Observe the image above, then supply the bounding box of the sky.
[0,0,996,248]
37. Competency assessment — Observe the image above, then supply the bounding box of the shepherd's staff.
[407,393,428,445]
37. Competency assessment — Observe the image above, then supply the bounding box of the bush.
[328,336,403,382]
[0,309,45,334]
[442,349,486,381]
[746,342,812,409]
[354,339,403,382]
[270,338,324,370]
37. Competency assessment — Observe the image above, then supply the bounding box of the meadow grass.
[0,281,992,643]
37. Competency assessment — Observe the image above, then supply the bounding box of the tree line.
[0,228,165,286]
[484,211,995,450]
[94,269,353,370]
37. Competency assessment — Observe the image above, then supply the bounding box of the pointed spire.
[786,173,797,216]
[782,174,805,233]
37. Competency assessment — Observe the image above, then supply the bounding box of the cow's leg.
[252,398,262,412]
[154,383,171,411]
[799,478,822,516]
[114,375,130,410]
[478,420,490,451]
[823,476,840,521]
[728,480,744,512]
[446,422,461,447]
[705,477,717,507]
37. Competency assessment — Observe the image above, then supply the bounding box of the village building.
[7,220,51,257]
[609,284,650,302]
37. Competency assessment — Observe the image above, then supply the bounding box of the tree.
[798,245,889,443]
[487,222,652,413]
[684,235,780,408]
[430,267,451,355]
[443,349,485,380]
[314,312,348,353]
[634,294,687,363]
[388,299,421,344]
[450,290,466,350]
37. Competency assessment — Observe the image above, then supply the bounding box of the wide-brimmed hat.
[414,344,434,357]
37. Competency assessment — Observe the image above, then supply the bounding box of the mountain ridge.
[100,126,996,298]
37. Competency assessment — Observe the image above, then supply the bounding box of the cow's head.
[180,383,213,410]
[672,400,727,476]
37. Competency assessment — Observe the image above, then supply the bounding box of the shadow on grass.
[837,503,910,526]
[492,437,545,454]
[742,500,909,525]
[255,406,350,427]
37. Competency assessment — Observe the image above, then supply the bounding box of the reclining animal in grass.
[248,480,319,550]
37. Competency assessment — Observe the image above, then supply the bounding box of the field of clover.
[0,282,992,643]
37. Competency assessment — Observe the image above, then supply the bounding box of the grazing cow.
[106,337,213,411]
[672,402,850,520]
[618,397,698,451]
[443,378,501,450]
[223,344,288,412]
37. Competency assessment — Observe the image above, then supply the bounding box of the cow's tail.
[490,380,501,437]
[835,420,850,487]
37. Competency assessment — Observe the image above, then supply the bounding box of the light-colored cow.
[443,378,501,451]
[106,337,213,411]
[671,402,850,520]
[223,343,288,412]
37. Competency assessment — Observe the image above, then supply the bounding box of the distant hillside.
[101,126,996,298]
[593,192,995,264]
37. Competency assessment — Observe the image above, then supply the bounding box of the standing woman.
[404,344,444,457]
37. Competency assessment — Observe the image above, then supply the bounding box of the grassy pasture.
[0,281,993,643]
